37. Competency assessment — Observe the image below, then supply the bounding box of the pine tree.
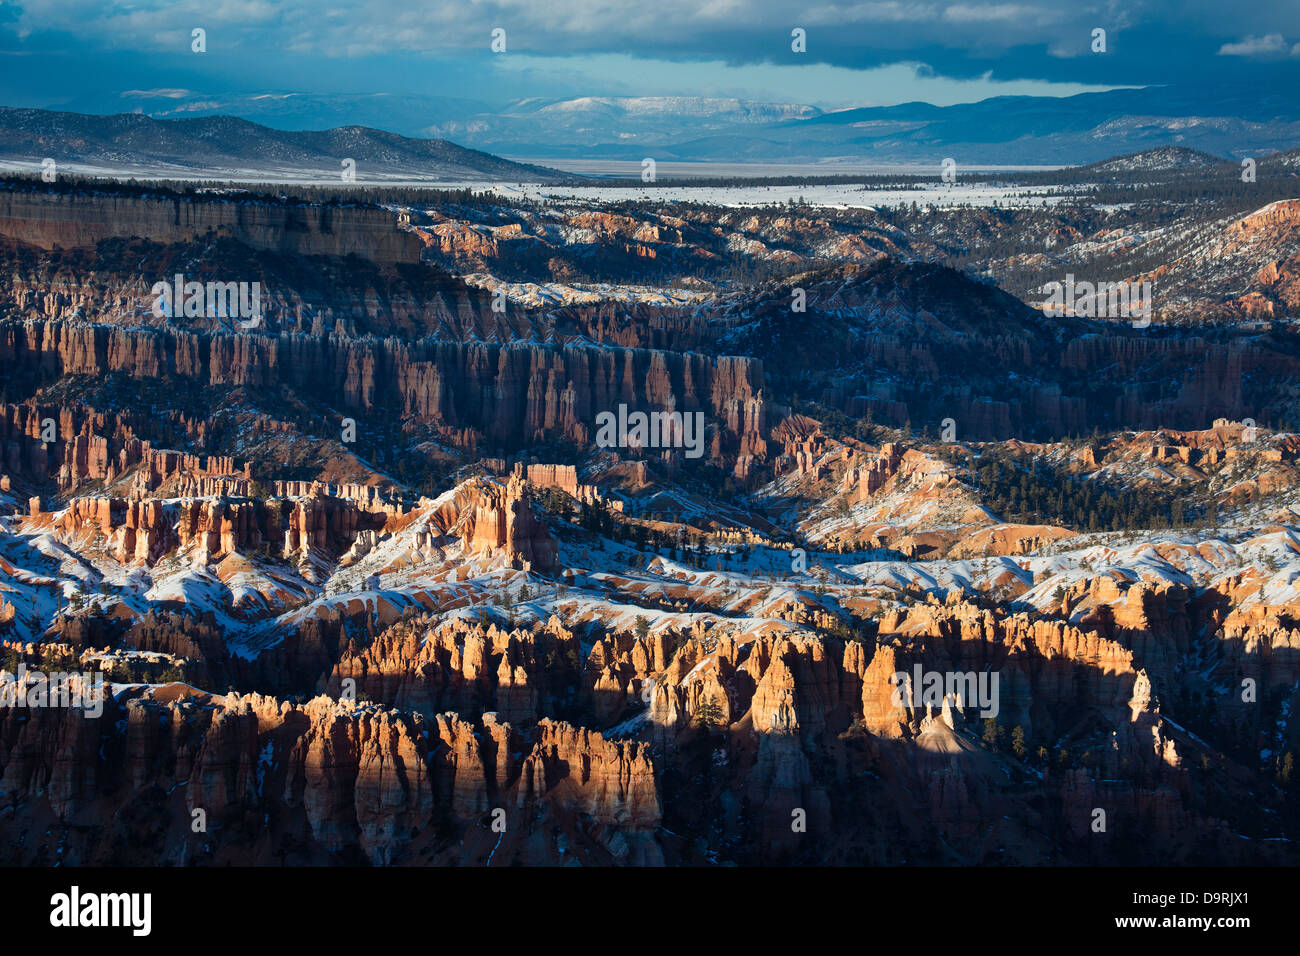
[696,696,724,727]
[1011,725,1027,759]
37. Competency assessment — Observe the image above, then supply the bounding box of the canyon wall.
[0,189,422,264]
[0,319,768,454]
[0,687,660,865]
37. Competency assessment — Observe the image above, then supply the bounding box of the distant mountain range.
[426,96,823,154]
[8,81,1300,179]
[39,82,1300,168]
[75,89,825,148]
[0,107,566,182]
[734,84,1300,167]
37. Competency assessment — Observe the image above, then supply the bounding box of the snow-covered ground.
[480,180,1063,210]
[0,159,1060,210]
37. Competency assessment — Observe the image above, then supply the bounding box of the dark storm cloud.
[2,0,1298,105]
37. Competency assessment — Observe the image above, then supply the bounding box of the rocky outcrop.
[460,474,558,571]
[51,490,394,566]
[0,189,422,264]
[325,615,580,723]
[520,719,661,841]
[0,402,222,493]
[0,684,660,866]
[517,462,603,504]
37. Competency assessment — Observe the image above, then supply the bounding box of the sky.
[2,0,1299,116]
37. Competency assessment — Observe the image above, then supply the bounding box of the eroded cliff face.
[51,493,395,567]
[2,186,1294,450]
[0,687,660,865]
[0,319,767,459]
[625,599,1241,865]
[325,615,581,723]
[720,262,1300,439]
[3,181,1299,870]
[44,473,558,579]
[0,594,1275,866]
[0,190,423,264]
